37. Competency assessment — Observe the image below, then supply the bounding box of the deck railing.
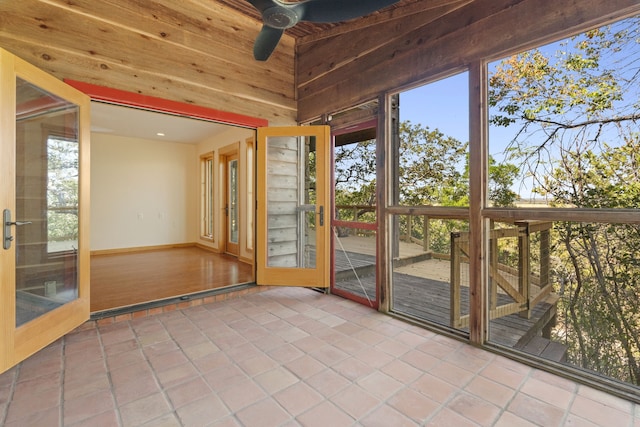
[450,221,553,328]
[335,205,432,249]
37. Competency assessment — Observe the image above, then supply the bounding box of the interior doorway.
[71,80,269,313]
[89,101,255,312]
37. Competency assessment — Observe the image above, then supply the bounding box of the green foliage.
[490,18,640,172]
[47,137,79,244]
[398,120,469,206]
[552,221,640,384]
[489,15,640,385]
[488,158,519,207]
[334,138,377,209]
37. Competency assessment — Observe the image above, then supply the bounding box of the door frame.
[66,81,332,291]
[68,81,267,286]
[330,118,380,308]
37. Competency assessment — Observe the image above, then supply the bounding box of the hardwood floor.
[90,247,254,312]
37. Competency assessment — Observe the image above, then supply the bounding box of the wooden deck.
[333,236,559,350]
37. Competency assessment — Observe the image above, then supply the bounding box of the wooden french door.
[256,126,330,287]
[0,48,90,373]
[224,152,240,257]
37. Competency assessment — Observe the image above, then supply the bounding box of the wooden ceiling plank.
[297,1,470,90]
[36,0,295,76]
[297,0,519,100]
[0,33,296,118]
[0,37,295,123]
[297,0,470,44]
[0,4,295,110]
[298,0,640,121]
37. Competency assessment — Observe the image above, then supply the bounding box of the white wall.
[90,133,197,251]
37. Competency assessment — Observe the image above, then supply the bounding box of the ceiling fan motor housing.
[263,6,299,29]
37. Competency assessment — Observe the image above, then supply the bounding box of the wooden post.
[540,225,550,291]
[489,220,498,310]
[423,215,430,252]
[378,94,392,312]
[518,223,531,318]
[468,62,488,344]
[450,232,461,327]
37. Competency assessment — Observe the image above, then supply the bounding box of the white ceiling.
[90,101,235,144]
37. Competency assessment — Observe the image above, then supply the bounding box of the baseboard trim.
[91,243,196,256]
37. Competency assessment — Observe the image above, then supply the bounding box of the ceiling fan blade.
[245,0,278,14]
[254,25,284,61]
[299,0,400,23]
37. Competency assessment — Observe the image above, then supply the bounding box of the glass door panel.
[256,126,329,287]
[229,158,238,245]
[15,78,80,326]
[330,121,379,308]
[225,154,239,256]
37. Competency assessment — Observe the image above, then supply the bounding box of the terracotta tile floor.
[1,287,638,426]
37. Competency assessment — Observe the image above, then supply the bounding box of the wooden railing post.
[423,215,430,252]
[540,225,550,290]
[489,220,498,310]
[518,223,531,318]
[450,232,461,327]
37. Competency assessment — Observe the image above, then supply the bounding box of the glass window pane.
[265,135,317,269]
[228,158,238,244]
[487,219,640,388]
[488,16,640,208]
[200,154,214,239]
[15,77,79,327]
[246,142,254,251]
[391,215,469,334]
[394,72,470,207]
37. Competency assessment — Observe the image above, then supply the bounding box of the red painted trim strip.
[330,287,379,309]
[64,79,269,128]
[332,220,377,231]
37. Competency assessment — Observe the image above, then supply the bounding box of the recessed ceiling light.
[156,132,165,136]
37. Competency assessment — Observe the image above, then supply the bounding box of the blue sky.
[398,70,535,197]
[393,15,639,201]
[394,41,586,199]
[398,71,469,144]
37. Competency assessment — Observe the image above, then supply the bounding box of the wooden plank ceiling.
[0,0,467,124]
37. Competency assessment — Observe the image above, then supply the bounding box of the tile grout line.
[560,382,580,426]
[95,322,126,427]
[60,336,66,427]
[166,306,236,425]
[229,292,352,425]
[437,350,501,426]
[134,315,186,426]
[0,365,19,426]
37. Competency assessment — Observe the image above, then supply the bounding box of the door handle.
[3,209,32,250]
[319,206,324,226]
